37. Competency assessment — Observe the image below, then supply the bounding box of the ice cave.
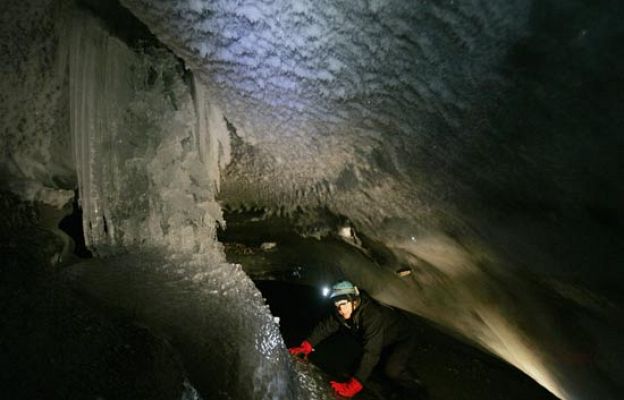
[1,0,623,399]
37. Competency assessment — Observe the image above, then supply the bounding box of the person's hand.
[288,340,313,358]
[330,377,363,398]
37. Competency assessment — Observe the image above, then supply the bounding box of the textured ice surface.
[119,0,532,216]
[67,13,229,255]
[65,252,304,399]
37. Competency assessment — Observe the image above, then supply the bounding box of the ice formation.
[63,11,309,399]
[1,0,623,399]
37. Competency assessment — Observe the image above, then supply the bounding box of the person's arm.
[290,315,340,357]
[306,314,340,347]
[353,309,384,383]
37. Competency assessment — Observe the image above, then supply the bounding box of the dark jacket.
[306,293,411,382]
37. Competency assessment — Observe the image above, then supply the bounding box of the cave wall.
[1,0,623,399]
[0,0,74,193]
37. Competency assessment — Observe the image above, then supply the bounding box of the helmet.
[329,280,360,300]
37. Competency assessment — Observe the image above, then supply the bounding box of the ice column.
[67,13,229,256]
[192,74,232,194]
[68,15,134,254]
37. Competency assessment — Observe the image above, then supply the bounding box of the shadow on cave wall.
[471,0,624,224]
[414,0,624,288]
[416,1,624,397]
[368,2,624,398]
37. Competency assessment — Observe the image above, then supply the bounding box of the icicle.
[67,11,229,256]
[191,74,231,194]
[68,13,136,255]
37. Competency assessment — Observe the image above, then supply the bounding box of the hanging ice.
[68,13,229,256]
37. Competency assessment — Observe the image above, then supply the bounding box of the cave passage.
[219,208,559,400]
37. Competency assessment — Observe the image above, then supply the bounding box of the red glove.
[288,340,313,358]
[330,377,363,398]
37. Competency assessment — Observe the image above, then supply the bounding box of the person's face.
[335,300,354,320]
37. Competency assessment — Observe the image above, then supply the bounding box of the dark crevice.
[58,191,92,259]
[77,0,159,49]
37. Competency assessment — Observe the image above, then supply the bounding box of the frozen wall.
[67,12,228,255]
[0,0,75,205]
